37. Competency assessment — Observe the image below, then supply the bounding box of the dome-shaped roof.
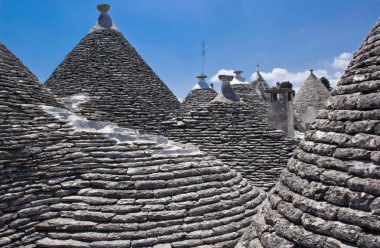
[0,42,266,247]
[293,70,331,122]
[44,5,180,133]
[238,18,380,248]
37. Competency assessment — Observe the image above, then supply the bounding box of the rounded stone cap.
[196,74,207,79]
[97,4,110,13]
[234,70,243,75]
[218,75,234,82]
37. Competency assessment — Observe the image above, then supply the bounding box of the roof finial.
[91,4,116,31]
[233,70,243,76]
[256,64,260,72]
[310,69,314,74]
[97,4,110,13]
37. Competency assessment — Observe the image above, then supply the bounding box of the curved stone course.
[0,42,266,248]
[45,8,180,134]
[231,84,269,121]
[238,18,380,248]
[182,88,217,111]
[162,101,296,191]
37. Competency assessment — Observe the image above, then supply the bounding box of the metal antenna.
[201,41,206,75]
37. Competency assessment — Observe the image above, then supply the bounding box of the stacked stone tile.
[163,76,296,191]
[181,75,217,111]
[231,71,269,120]
[41,5,295,193]
[0,41,267,248]
[44,6,181,134]
[238,18,380,248]
[231,84,269,120]
[293,70,331,127]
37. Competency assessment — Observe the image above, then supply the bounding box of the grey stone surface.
[181,75,217,111]
[293,70,331,129]
[45,6,296,193]
[238,18,380,248]
[0,41,266,247]
[162,100,296,192]
[45,7,180,135]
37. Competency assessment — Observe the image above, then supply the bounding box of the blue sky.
[0,0,379,99]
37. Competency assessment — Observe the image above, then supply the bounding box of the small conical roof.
[239,18,380,248]
[0,43,58,107]
[45,4,180,132]
[192,74,210,90]
[182,74,217,111]
[231,70,249,85]
[0,43,61,153]
[231,70,269,119]
[251,65,270,100]
[293,69,331,121]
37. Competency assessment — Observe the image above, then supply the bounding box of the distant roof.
[251,66,270,100]
[182,74,216,110]
[231,70,249,85]
[293,70,331,120]
[192,74,210,90]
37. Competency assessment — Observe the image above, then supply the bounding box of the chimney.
[212,75,241,103]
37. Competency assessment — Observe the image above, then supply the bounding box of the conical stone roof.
[251,66,270,101]
[162,77,296,191]
[181,75,217,111]
[238,18,380,248]
[293,70,331,123]
[44,5,180,134]
[0,42,266,247]
[231,83,269,120]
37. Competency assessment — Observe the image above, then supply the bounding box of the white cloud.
[251,68,329,92]
[209,52,352,92]
[332,52,352,69]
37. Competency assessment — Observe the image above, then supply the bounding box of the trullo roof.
[45,5,181,133]
[0,40,266,248]
[238,18,380,248]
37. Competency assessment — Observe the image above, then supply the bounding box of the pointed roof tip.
[97,4,110,13]
[256,64,260,71]
[192,74,210,90]
[90,3,118,33]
